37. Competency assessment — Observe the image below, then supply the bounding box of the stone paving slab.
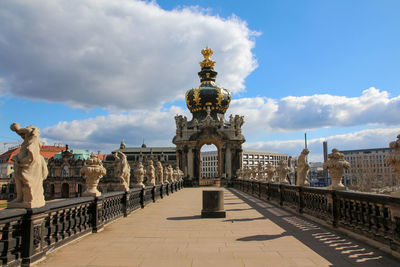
[36,187,400,267]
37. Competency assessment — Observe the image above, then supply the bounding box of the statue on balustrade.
[250,167,257,180]
[146,160,156,186]
[385,134,400,197]
[163,165,169,183]
[173,167,179,182]
[177,167,184,181]
[257,162,264,181]
[297,149,310,186]
[276,160,290,184]
[155,161,164,184]
[114,151,130,191]
[323,149,349,190]
[80,153,107,197]
[265,163,275,183]
[243,166,251,180]
[8,123,48,208]
[236,168,242,180]
[133,162,145,188]
[167,165,174,183]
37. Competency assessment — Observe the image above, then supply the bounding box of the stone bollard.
[201,190,226,218]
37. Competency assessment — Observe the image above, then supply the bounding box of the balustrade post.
[279,184,283,206]
[258,182,262,198]
[122,191,128,217]
[21,207,49,266]
[140,188,145,208]
[327,191,339,227]
[389,202,400,250]
[267,183,271,200]
[297,187,303,214]
[92,196,104,233]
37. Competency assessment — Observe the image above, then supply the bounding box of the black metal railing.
[232,180,400,254]
[0,181,183,267]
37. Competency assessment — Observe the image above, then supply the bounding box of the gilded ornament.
[216,87,223,105]
[193,88,201,105]
[199,46,216,69]
[185,90,192,108]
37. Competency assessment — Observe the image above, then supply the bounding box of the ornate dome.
[185,47,231,121]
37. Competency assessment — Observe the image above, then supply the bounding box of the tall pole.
[304,133,307,149]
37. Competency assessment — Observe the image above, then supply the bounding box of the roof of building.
[113,147,176,154]
[53,149,92,161]
[0,145,65,163]
[340,147,393,154]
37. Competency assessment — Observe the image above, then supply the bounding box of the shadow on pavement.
[227,188,400,267]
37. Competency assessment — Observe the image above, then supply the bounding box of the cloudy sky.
[1,0,399,161]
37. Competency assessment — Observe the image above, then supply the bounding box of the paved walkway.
[37,188,399,267]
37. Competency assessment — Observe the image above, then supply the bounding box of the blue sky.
[1,0,399,161]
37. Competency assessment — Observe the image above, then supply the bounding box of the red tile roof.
[0,145,66,163]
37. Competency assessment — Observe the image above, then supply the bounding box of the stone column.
[225,146,232,179]
[187,148,194,180]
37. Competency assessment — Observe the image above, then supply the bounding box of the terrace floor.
[36,187,400,267]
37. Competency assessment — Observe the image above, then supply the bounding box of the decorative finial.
[200,46,216,69]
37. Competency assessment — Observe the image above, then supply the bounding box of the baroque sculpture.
[163,165,169,183]
[276,160,290,184]
[146,160,156,186]
[80,153,106,197]
[297,149,310,186]
[155,161,164,184]
[265,163,275,183]
[8,123,48,209]
[133,162,145,188]
[114,151,130,191]
[385,135,400,197]
[167,165,174,183]
[257,162,264,181]
[323,149,350,190]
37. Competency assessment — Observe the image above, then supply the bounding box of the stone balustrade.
[0,181,183,267]
[232,179,400,256]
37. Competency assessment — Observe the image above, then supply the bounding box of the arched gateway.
[173,47,245,186]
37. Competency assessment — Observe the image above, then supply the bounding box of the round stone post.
[201,190,226,218]
[323,149,350,190]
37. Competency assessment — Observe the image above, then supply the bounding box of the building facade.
[200,149,289,179]
[341,147,396,189]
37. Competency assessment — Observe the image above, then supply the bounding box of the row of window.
[242,154,286,160]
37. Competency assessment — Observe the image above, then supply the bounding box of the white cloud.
[42,105,189,153]
[245,128,400,162]
[228,87,400,140]
[0,0,257,110]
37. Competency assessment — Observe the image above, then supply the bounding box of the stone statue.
[146,160,156,186]
[297,149,310,186]
[114,151,130,191]
[385,135,400,197]
[265,163,275,183]
[173,167,179,182]
[8,123,48,208]
[257,162,264,181]
[163,165,169,183]
[323,149,350,190]
[250,167,257,180]
[133,162,145,188]
[167,165,174,183]
[155,161,164,184]
[80,153,106,197]
[236,168,242,180]
[179,169,184,181]
[276,160,290,184]
[243,166,251,180]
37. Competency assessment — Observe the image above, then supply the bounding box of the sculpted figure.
[250,167,257,180]
[236,168,242,180]
[146,160,156,186]
[155,161,164,184]
[80,154,106,197]
[173,167,179,182]
[163,165,169,183]
[257,162,264,181]
[8,123,48,208]
[133,162,145,188]
[114,151,130,191]
[244,166,251,180]
[276,160,290,184]
[178,169,184,181]
[385,135,400,197]
[265,163,275,183]
[167,165,174,183]
[297,149,310,186]
[323,149,350,190]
